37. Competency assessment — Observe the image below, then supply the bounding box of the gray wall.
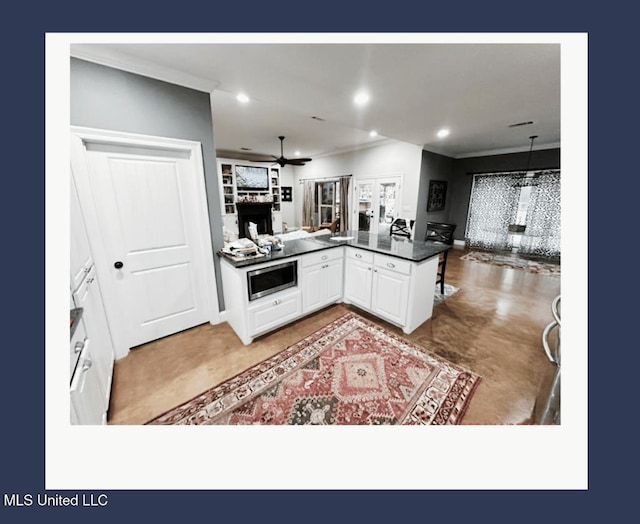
[70,58,226,309]
[413,150,455,242]
[448,148,561,241]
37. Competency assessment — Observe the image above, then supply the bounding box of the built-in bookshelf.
[218,159,281,215]
[220,163,235,215]
[271,168,281,212]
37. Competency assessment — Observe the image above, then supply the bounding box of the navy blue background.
[1,1,630,521]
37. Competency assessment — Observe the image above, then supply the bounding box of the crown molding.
[312,137,401,159]
[451,141,561,159]
[70,45,219,93]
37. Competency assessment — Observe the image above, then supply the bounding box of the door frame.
[70,126,220,360]
[352,174,403,235]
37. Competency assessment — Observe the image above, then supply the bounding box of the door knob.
[114,261,124,269]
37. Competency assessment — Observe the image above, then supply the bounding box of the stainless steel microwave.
[247,260,297,301]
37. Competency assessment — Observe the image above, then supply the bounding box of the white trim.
[71,45,219,93]
[427,141,561,160]
[70,126,220,359]
[312,137,398,159]
[453,239,465,247]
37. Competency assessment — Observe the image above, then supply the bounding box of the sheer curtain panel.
[465,173,520,251]
[519,170,561,260]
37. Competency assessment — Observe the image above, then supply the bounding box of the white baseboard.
[453,239,465,248]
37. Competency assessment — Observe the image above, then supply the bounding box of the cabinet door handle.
[386,262,395,268]
[321,255,328,260]
[355,253,362,258]
[373,269,378,272]
[74,340,85,354]
[273,299,281,305]
[86,277,94,284]
[81,358,92,372]
[367,267,372,271]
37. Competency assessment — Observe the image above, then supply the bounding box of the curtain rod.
[297,174,352,184]
[466,167,560,176]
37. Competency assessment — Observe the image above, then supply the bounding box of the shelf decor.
[281,186,292,202]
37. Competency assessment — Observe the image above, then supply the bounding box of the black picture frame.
[281,186,293,202]
[427,180,447,212]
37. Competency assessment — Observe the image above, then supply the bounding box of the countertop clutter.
[218,230,450,268]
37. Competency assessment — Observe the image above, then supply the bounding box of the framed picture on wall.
[281,186,293,202]
[427,180,447,212]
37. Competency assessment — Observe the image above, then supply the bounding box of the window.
[317,181,340,225]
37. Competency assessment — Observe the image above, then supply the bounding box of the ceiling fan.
[253,136,312,167]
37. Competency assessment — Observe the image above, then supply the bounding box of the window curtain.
[302,180,316,228]
[519,170,561,260]
[465,173,521,251]
[338,175,350,232]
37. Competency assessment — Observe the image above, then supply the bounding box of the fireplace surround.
[236,202,273,238]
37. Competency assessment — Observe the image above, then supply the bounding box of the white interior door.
[353,176,402,235]
[71,128,217,355]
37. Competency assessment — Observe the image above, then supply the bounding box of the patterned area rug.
[148,313,481,426]
[460,250,560,276]
[434,284,459,305]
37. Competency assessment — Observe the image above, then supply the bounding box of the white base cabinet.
[343,247,438,334]
[70,340,108,425]
[221,244,440,345]
[301,248,344,314]
[70,168,115,425]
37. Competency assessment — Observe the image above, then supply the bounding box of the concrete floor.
[107,246,561,425]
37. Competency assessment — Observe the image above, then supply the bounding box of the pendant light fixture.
[513,135,539,188]
[524,135,538,175]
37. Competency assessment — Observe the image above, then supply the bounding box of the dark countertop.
[218,230,450,268]
[312,230,451,262]
[218,237,339,268]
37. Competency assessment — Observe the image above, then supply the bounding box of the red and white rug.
[148,313,481,425]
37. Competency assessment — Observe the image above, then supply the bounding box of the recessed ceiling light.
[369,130,378,137]
[295,151,301,156]
[236,93,250,103]
[354,92,370,106]
[437,128,450,138]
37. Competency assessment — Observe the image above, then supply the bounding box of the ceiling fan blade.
[284,159,309,166]
[244,155,280,162]
[294,158,312,163]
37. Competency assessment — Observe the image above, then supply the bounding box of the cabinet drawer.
[301,248,343,268]
[374,253,412,275]
[346,247,374,264]
[249,291,302,335]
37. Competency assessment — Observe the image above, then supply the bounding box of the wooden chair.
[389,218,415,238]
[425,222,456,295]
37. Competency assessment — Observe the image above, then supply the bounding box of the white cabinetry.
[221,244,440,344]
[71,265,114,412]
[70,171,114,425]
[220,256,303,345]
[301,248,344,314]
[343,247,438,334]
[249,292,302,335]
[70,340,108,425]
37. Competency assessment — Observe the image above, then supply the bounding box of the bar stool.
[425,222,456,295]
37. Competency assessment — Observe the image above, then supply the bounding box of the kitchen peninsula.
[219,231,450,345]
